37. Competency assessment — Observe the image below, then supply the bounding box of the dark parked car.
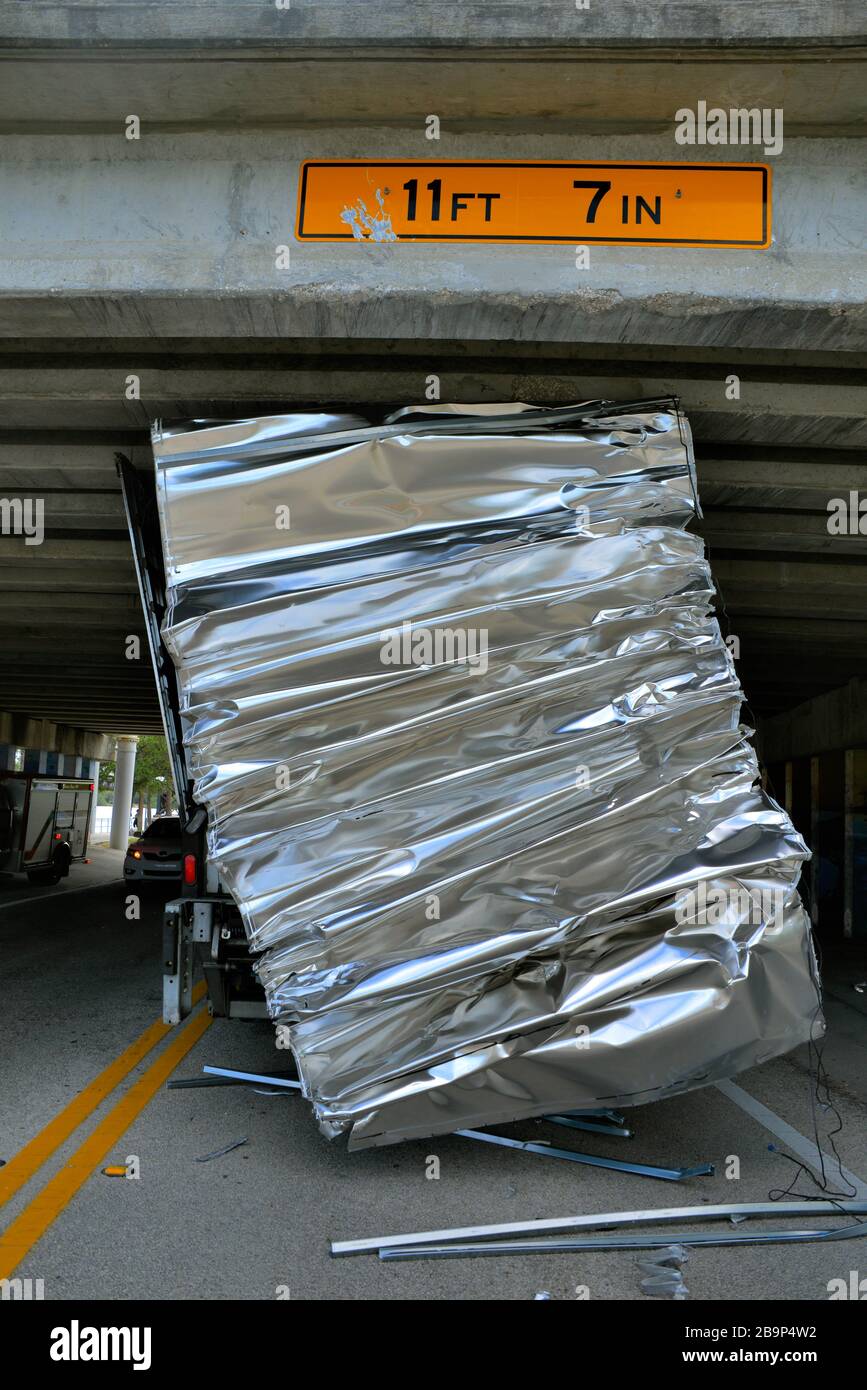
[123,814,182,882]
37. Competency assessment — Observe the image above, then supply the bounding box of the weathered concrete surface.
[0,130,863,350]
[761,679,867,762]
[0,664,159,734]
[0,13,863,729]
[2,401,863,720]
[0,1,863,50]
[0,712,115,760]
[0,394,157,732]
[0,362,863,449]
[1,54,865,132]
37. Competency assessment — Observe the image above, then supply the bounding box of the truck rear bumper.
[162,896,266,1025]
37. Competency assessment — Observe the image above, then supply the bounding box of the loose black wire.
[766,928,857,1205]
[704,521,856,1207]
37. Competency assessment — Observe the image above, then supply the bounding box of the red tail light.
[54,832,62,840]
[183,853,197,886]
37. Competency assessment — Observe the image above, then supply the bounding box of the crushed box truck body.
[121,398,820,1148]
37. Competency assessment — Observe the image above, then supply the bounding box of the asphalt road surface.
[1,858,866,1301]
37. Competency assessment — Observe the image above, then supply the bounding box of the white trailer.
[0,772,93,885]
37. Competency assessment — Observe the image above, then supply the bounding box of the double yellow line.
[0,982,211,1279]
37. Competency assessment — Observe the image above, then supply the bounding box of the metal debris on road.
[194,1138,249,1163]
[639,1245,690,1299]
[167,1068,299,1091]
[544,1114,633,1139]
[378,1219,867,1260]
[202,1066,302,1090]
[330,1199,867,1257]
[456,1128,713,1182]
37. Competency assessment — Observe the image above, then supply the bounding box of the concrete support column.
[109,736,138,850]
[90,760,101,838]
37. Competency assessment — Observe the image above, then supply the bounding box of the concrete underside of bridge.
[0,3,864,762]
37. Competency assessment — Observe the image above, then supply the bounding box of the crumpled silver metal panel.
[153,402,819,1148]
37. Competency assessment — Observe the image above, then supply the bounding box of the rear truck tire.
[27,845,71,886]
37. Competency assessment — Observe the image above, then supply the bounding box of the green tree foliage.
[132,735,173,805]
[100,737,174,815]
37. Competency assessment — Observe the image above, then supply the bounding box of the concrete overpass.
[0,3,864,918]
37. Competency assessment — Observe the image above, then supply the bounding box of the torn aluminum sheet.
[330,1200,867,1257]
[639,1246,690,1299]
[454,1128,713,1182]
[152,399,819,1149]
[377,1221,867,1260]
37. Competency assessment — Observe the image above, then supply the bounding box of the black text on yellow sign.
[296,160,771,248]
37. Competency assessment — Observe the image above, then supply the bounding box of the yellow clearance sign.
[296,160,770,248]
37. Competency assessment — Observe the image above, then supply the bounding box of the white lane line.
[0,878,120,911]
[716,1078,867,1198]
